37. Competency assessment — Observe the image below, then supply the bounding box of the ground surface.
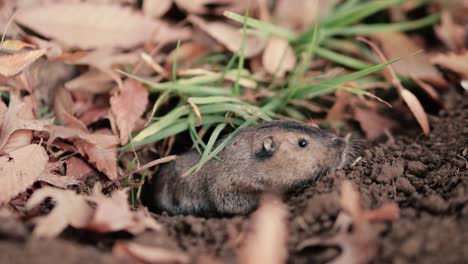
[1,96,466,263]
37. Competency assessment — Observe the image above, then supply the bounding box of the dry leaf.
[87,188,136,232]
[372,32,447,87]
[400,89,430,135]
[262,36,296,77]
[113,242,189,264]
[166,42,212,70]
[65,69,115,94]
[188,15,267,58]
[174,0,234,14]
[1,95,34,153]
[0,93,52,151]
[47,126,119,181]
[27,185,160,238]
[434,10,466,51]
[143,0,172,18]
[430,51,468,79]
[238,194,288,264]
[110,80,149,145]
[0,144,48,204]
[274,0,333,30]
[25,187,93,238]
[16,4,163,49]
[0,49,46,76]
[65,156,93,180]
[353,104,397,140]
[37,162,80,188]
[75,131,119,181]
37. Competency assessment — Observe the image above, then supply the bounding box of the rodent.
[142,120,360,216]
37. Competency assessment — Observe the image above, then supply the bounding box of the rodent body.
[142,120,357,216]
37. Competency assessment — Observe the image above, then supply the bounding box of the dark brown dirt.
[1,97,466,264]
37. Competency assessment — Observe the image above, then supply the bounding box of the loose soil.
[1,96,467,264]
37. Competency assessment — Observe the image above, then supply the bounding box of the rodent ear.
[255,136,278,160]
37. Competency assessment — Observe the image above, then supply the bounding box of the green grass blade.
[324,13,440,37]
[315,47,372,69]
[223,11,297,41]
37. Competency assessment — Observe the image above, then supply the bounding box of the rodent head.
[247,120,360,192]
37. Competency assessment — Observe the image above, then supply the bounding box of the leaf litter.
[0,0,466,263]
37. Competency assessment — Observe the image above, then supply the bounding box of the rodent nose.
[331,137,346,151]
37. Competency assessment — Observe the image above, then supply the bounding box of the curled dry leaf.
[75,131,119,181]
[0,144,48,205]
[174,0,232,14]
[238,194,288,264]
[1,95,34,153]
[353,102,397,140]
[26,186,160,238]
[0,93,52,151]
[143,0,172,18]
[87,186,160,234]
[110,80,149,145]
[65,69,115,94]
[65,156,93,180]
[0,49,46,77]
[16,3,166,49]
[113,241,189,264]
[430,51,468,79]
[434,10,466,51]
[274,0,333,30]
[37,162,80,189]
[188,15,267,58]
[25,187,93,238]
[400,89,430,135]
[262,36,296,77]
[372,32,447,87]
[47,126,119,181]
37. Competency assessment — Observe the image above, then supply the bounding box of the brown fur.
[142,120,358,216]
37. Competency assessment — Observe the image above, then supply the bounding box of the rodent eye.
[298,139,308,147]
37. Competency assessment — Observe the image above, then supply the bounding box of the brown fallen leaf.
[238,194,288,264]
[434,10,466,51]
[174,0,245,14]
[110,80,149,145]
[188,15,267,58]
[274,0,333,30]
[65,156,93,180]
[87,186,160,233]
[65,69,115,94]
[0,49,46,77]
[75,131,119,181]
[165,42,212,70]
[113,241,189,264]
[47,126,119,181]
[26,185,160,238]
[0,144,48,205]
[372,32,447,87]
[353,103,397,140]
[37,162,80,189]
[16,3,166,49]
[359,37,430,136]
[400,89,430,135]
[430,51,468,79]
[25,187,93,238]
[143,0,172,18]
[2,95,34,153]
[262,36,296,77]
[0,92,52,151]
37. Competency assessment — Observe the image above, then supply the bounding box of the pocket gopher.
[142,120,360,216]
